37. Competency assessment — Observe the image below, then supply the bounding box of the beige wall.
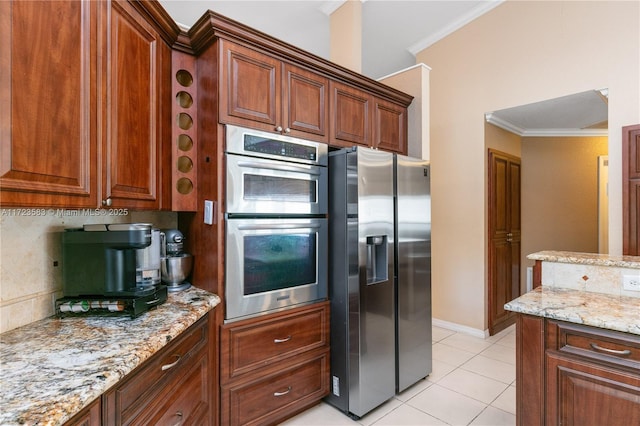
[416,0,639,332]
[521,136,609,280]
[0,211,176,333]
[330,0,362,73]
[379,64,431,160]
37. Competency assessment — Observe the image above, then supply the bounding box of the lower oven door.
[225,218,328,321]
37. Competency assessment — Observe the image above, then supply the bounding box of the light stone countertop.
[527,250,640,269]
[0,286,220,426]
[505,286,640,335]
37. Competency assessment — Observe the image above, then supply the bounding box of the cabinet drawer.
[549,321,640,371]
[221,301,329,381]
[103,316,208,422]
[130,349,210,426]
[221,351,329,426]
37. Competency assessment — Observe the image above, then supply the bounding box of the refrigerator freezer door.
[352,148,396,416]
[395,155,432,392]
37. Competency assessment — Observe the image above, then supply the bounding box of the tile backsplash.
[0,209,177,333]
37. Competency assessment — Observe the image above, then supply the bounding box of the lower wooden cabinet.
[65,398,101,426]
[101,314,214,425]
[516,314,640,426]
[220,301,330,426]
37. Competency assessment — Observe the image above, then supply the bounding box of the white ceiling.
[486,90,609,137]
[157,0,609,135]
[157,0,502,79]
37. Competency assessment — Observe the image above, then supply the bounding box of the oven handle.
[236,223,323,231]
[236,160,322,176]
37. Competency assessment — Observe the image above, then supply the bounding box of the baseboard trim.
[432,318,488,339]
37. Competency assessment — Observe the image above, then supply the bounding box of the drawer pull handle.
[172,411,183,426]
[274,335,292,343]
[161,354,182,371]
[274,386,292,397]
[590,343,632,356]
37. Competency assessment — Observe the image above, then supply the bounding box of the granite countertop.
[505,286,640,335]
[0,286,221,426]
[528,250,640,269]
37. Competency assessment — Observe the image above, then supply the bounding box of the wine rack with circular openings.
[171,55,197,211]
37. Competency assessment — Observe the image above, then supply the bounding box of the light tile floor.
[280,324,516,426]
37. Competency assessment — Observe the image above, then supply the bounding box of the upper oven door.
[226,125,328,166]
[226,153,328,215]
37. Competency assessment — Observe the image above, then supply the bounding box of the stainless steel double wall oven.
[224,125,328,322]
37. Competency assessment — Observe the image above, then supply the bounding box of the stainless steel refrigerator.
[325,146,432,419]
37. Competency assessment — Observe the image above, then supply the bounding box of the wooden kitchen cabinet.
[65,398,101,426]
[103,0,171,210]
[219,301,330,426]
[330,81,407,153]
[219,40,329,143]
[102,314,214,425]
[0,0,171,209]
[516,314,640,426]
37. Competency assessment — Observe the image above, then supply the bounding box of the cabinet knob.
[102,198,112,207]
[284,127,291,134]
[275,125,283,132]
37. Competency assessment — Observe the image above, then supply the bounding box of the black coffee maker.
[58,223,167,317]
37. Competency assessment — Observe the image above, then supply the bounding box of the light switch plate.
[204,200,214,225]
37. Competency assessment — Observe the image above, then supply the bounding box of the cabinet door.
[219,40,281,132]
[373,97,407,154]
[129,350,211,426]
[64,398,101,426]
[546,352,640,426]
[330,81,372,148]
[104,0,170,209]
[283,64,329,143]
[623,124,640,255]
[0,0,99,208]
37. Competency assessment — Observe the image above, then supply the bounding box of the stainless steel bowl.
[161,253,193,284]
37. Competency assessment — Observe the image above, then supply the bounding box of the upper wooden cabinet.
[0,0,99,208]
[373,96,407,154]
[330,81,407,153]
[0,0,171,209]
[105,0,171,209]
[219,40,329,143]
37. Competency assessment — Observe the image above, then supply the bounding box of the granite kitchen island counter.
[0,286,220,426]
[505,286,640,335]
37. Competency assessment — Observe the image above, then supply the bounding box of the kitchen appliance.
[325,147,432,418]
[160,229,193,292]
[225,124,328,216]
[224,125,328,322]
[135,226,161,287]
[57,223,168,317]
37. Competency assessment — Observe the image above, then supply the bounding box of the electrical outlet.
[332,376,340,396]
[622,274,640,292]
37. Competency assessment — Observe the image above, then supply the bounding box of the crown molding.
[485,113,608,137]
[408,0,504,55]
